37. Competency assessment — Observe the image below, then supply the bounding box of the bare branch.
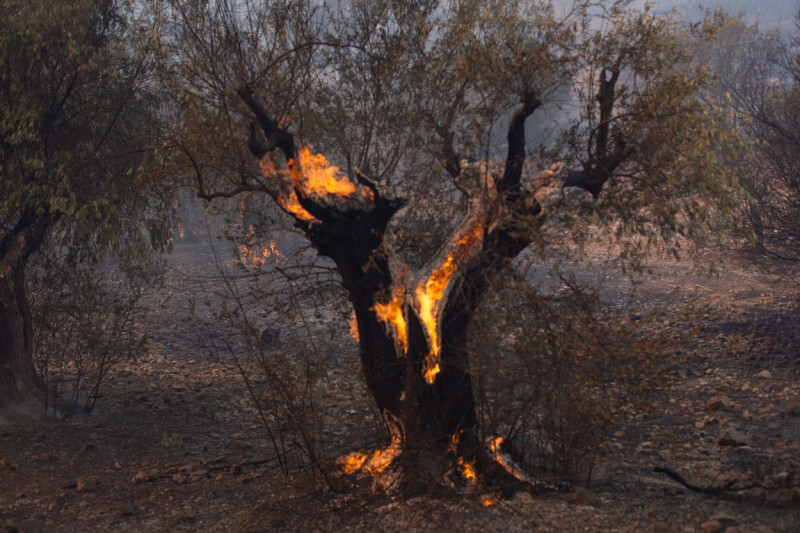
[237,86,296,159]
[502,88,542,192]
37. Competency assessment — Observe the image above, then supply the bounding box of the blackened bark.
[304,197,407,417]
[0,214,49,413]
[0,263,43,412]
[237,79,626,494]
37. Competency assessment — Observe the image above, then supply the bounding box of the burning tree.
[162,0,740,493]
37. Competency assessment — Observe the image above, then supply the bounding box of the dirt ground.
[1,241,799,532]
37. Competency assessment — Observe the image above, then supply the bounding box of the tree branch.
[502,87,541,192]
[237,86,296,159]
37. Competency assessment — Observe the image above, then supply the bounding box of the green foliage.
[160,0,752,484]
[160,1,743,271]
[550,3,744,264]
[697,10,800,272]
[0,0,170,266]
[0,0,171,410]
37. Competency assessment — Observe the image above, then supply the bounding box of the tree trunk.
[0,263,43,414]
[235,87,610,495]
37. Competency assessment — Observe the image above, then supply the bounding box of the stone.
[699,520,722,532]
[78,443,96,454]
[755,370,772,379]
[708,514,737,528]
[774,471,791,485]
[48,495,66,512]
[706,396,732,411]
[132,470,156,483]
[645,521,671,533]
[75,477,97,493]
[782,400,800,417]
[568,487,597,506]
[717,428,749,447]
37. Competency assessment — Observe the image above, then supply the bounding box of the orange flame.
[288,146,374,203]
[280,192,317,221]
[371,288,408,354]
[448,430,461,454]
[293,147,356,196]
[415,254,456,384]
[458,457,477,481]
[349,310,360,345]
[488,436,523,481]
[238,226,284,266]
[482,497,495,507]
[259,156,316,222]
[260,146,372,221]
[415,221,484,384]
[339,431,402,476]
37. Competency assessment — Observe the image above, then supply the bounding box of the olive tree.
[162,0,739,493]
[0,0,170,413]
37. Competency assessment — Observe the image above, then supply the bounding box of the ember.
[238,225,283,266]
[488,436,523,481]
[458,456,477,482]
[349,311,360,345]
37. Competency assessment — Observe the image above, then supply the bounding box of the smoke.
[0,400,46,426]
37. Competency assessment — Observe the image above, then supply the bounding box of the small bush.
[471,264,664,483]
[30,257,159,415]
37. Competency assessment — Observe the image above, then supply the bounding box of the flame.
[415,254,456,384]
[280,191,317,221]
[339,431,402,476]
[259,156,316,222]
[487,436,523,481]
[293,147,357,197]
[415,221,484,384]
[458,457,477,481]
[349,310,360,345]
[371,288,408,354]
[288,146,374,203]
[260,146,372,222]
[482,497,495,507]
[238,225,284,266]
[488,436,503,454]
[447,430,461,454]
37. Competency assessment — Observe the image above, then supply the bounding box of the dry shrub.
[471,265,664,484]
[192,207,368,480]
[30,258,158,415]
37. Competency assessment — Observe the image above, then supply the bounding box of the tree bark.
[0,262,43,413]
[237,87,609,494]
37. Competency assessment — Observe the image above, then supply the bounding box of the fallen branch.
[653,467,798,494]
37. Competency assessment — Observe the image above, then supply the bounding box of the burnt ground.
[1,240,799,532]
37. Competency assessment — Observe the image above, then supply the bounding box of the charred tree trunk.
[0,262,43,412]
[0,215,48,414]
[234,79,620,494]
